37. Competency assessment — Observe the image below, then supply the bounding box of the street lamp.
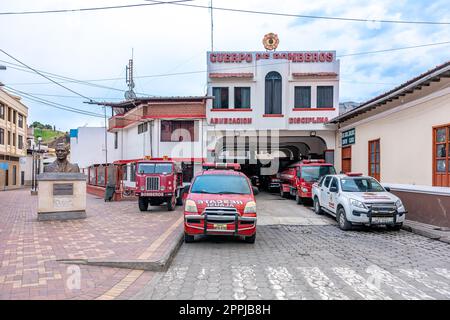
[31,136,42,195]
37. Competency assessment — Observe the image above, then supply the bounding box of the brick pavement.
[0,188,182,300]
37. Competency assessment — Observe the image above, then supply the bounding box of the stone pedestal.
[37,173,87,221]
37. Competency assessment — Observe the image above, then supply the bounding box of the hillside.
[34,128,67,145]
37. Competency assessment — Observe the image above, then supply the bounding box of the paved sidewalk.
[0,189,183,300]
[403,220,450,244]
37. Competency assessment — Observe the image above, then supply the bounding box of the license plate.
[142,192,163,197]
[372,217,394,224]
[213,224,227,230]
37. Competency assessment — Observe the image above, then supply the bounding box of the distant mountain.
[339,101,361,115]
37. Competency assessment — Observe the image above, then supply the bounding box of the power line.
[4,40,450,88]
[5,86,105,118]
[0,49,95,102]
[0,0,194,16]
[1,0,447,25]
[0,59,156,96]
[145,0,450,25]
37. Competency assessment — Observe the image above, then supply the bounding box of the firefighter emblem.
[262,33,279,51]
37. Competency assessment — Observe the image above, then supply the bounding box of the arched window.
[265,71,282,114]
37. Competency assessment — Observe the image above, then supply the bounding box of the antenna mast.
[125,49,136,100]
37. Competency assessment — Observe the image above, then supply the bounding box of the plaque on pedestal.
[36,172,87,221]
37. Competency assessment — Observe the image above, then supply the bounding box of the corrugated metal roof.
[329,60,450,124]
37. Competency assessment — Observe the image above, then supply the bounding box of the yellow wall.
[336,89,450,186]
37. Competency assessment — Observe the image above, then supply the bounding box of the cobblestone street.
[135,192,450,300]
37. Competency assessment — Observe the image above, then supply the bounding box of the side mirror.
[329,186,338,193]
[384,186,391,192]
[252,186,259,195]
[183,184,191,193]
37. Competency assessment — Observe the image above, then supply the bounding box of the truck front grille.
[204,207,238,224]
[366,202,396,215]
[146,176,160,191]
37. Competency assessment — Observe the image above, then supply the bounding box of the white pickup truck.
[311,173,407,231]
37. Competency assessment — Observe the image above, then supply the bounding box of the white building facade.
[206,50,340,174]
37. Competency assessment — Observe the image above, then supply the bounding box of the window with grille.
[294,86,311,108]
[317,86,334,108]
[212,87,229,109]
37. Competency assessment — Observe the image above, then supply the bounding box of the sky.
[0,0,449,131]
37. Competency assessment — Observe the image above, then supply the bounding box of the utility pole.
[104,106,108,164]
[210,0,214,52]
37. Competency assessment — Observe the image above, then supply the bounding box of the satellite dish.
[124,90,136,100]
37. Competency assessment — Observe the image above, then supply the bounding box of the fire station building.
[329,61,450,227]
[206,50,340,174]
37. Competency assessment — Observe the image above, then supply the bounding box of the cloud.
[0,0,449,129]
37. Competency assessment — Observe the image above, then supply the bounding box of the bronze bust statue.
[44,143,80,173]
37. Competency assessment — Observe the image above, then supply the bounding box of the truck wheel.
[313,197,323,215]
[138,197,149,212]
[184,233,195,243]
[295,194,302,205]
[387,223,403,231]
[167,195,176,211]
[245,233,256,244]
[337,207,352,231]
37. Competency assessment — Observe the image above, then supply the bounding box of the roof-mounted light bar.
[202,162,241,171]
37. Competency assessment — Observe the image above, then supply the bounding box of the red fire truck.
[135,158,184,211]
[278,159,336,204]
[183,163,258,243]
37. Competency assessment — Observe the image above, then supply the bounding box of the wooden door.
[433,125,450,187]
[368,139,381,181]
[341,146,351,173]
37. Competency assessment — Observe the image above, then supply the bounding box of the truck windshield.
[340,178,385,192]
[138,163,173,174]
[191,175,251,194]
[300,166,336,182]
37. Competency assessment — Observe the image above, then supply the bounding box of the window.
[299,166,336,182]
[191,175,251,194]
[329,177,338,190]
[368,139,380,181]
[0,128,4,145]
[323,176,332,188]
[138,122,148,134]
[13,133,16,147]
[433,124,450,187]
[294,86,311,108]
[161,120,198,142]
[18,135,23,149]
[340,177,385,192]
[13,111,17,124]
[7,107,11,122]
[114,132,118,149]
[212,87,229,109]
[137,163,173,174]
[265,71,282,114]
[7,131,11,145]
[234,87,251,108]
[317,86,334,108]
[0,103,4,119]
[18,114,24,128]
